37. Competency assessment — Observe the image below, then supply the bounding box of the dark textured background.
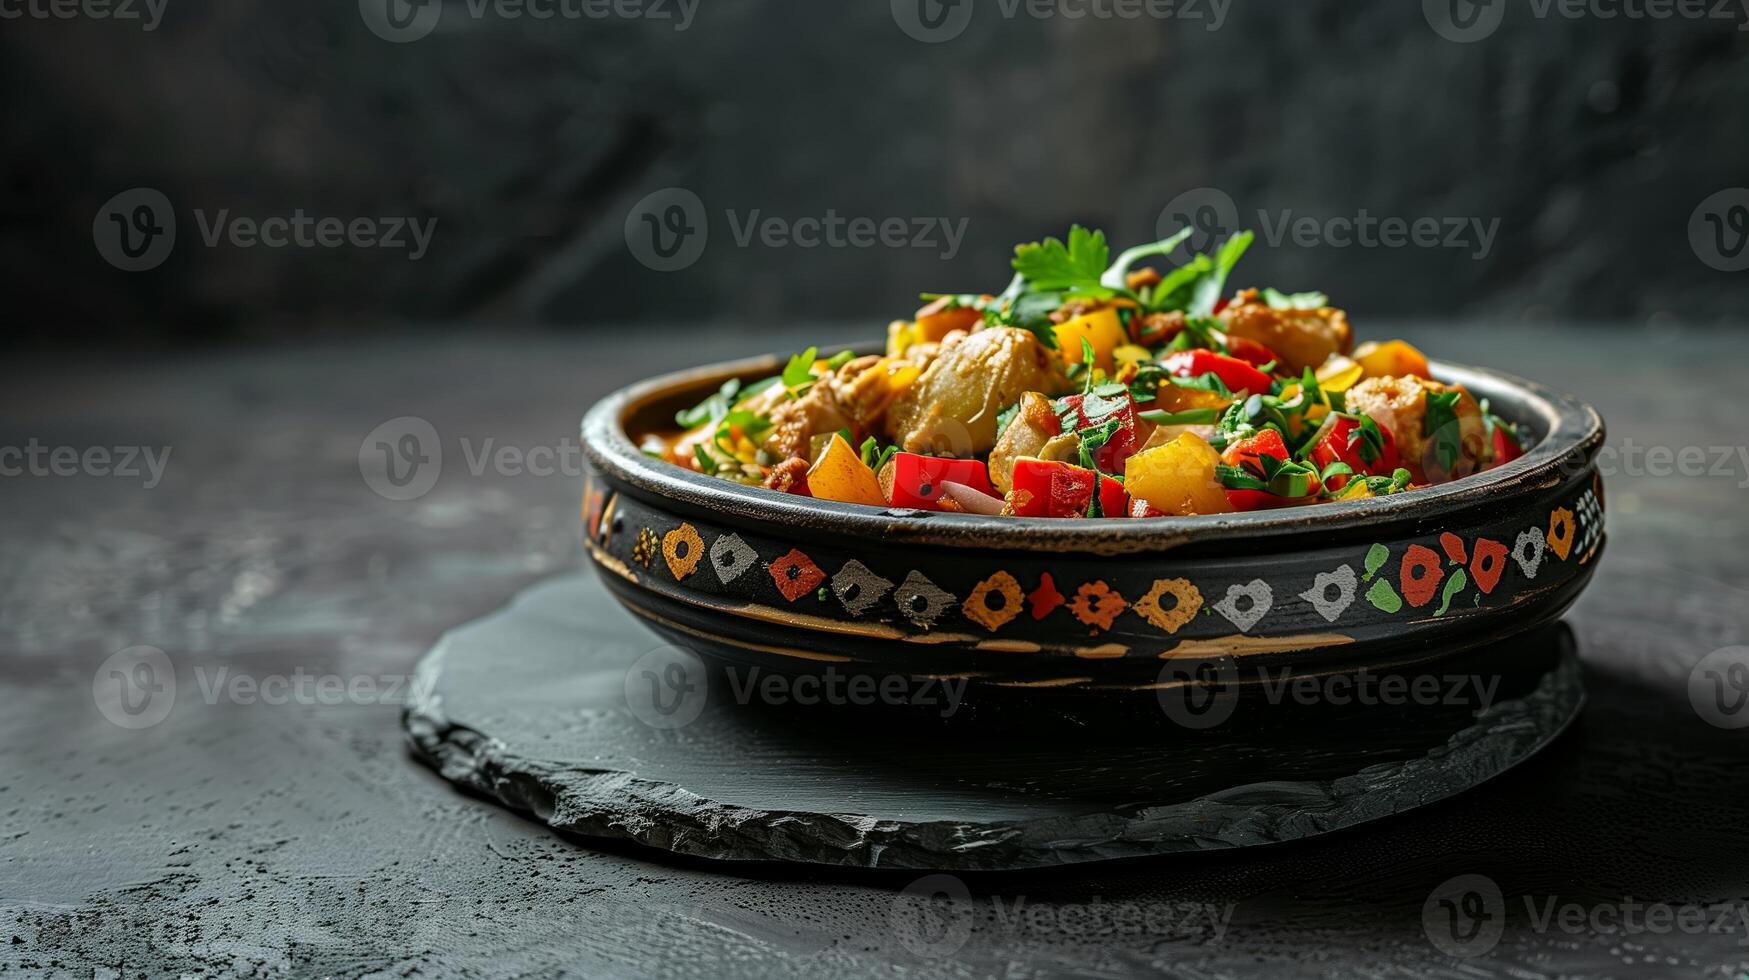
[5,0,1749,345]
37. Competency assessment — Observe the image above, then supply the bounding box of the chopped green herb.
[1423,390,1465,471]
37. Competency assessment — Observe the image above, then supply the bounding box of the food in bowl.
[647,226,1528,519]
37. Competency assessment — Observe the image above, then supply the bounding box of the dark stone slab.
[404,570,1585,870]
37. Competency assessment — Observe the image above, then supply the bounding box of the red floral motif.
[1400,544,1444,608]
[1028,573,1065,620]
[1068,581,1127,631]
[1439,532,1467,566]
[767,548,826,602]
[1470,537,1508,594]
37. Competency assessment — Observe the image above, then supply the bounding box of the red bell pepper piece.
[1212,331,1283,370]
[1490,420,1524,469]
[1008,458,1127,518]
[1129,499,1170,519]
[1309,415,1399,491]
[1059,392,1141,473]
[885,453,995,510]
[1219,430,1322,511]
[1163,349,1274,397]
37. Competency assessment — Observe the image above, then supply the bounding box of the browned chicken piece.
[1346,375,1488,484]
[1218,288,1353,374]
[824,354,921,430]
[762,384,851,462]
[885,328,1069,458]
[763,456,810,494]
[986,392,1062,493]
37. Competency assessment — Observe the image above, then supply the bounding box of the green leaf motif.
[1435,568,1469,617]
[1363,543,1391,582]
[1366,578,1403,614]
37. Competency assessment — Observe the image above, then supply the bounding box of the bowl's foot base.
[404,569,1585,871]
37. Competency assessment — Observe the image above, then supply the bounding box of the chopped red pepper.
[1212,331,1283,370]
[1163,349,1274,397]
[1309,415,1399,491]
[1490,421,1524,469]
[1059,392,1141,473]
[1008,457,1127,518]
[1219,430,1322,511]
[884,453,995,510]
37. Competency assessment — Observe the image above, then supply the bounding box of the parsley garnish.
[781,347,819,392]
[1262,288,1328,310]
[675,378,742,429]
[1012,225,1113,294]
[1423,390,1465,472]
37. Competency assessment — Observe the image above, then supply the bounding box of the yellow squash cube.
[1123,433,1233,516]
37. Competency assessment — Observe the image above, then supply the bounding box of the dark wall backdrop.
[4,0,1748,345]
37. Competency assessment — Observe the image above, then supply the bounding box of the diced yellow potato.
[1353,340,1431,380]
[886,320,917,357]
[805,434,887,507]
[1123,433,1233,516]
[1315,354,1366,392]
[1113,343,1151,367]
[1054,308,1127,372]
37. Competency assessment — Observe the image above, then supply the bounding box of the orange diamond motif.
[962,572,1025,632]
[1134,578,1202,635]
[662,524,705,581]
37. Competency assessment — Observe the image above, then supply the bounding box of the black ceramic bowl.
[580,349,1605,692]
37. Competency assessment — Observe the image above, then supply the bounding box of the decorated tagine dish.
[580,226,1606,691]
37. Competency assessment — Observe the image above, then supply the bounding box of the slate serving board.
[404,568,1585,871]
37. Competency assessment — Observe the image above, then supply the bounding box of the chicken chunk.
[1218,288,1353,374]
[762,384,851,462]
[885,328,1069,458]
[987,392,1062,493]
[1345,375,1487,484]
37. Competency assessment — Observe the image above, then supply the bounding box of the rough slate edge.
[402,582,1588,872]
